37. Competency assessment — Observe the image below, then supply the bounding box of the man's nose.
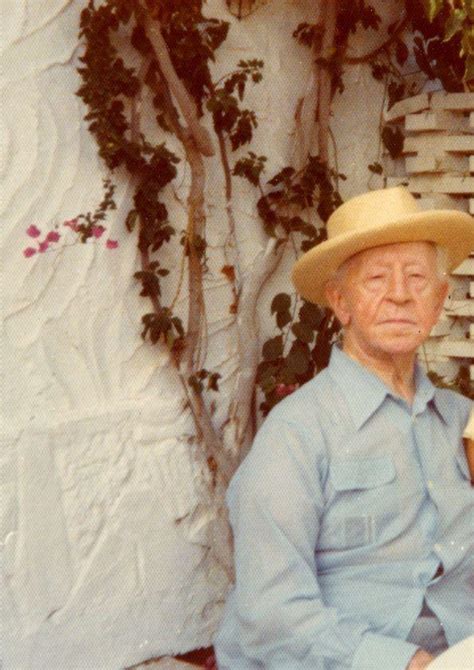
[386,271,411,302]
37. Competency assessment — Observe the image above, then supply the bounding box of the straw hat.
[291,186,474,307]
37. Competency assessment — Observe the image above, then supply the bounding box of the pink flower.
[63,218,79,231]
[38,240,49,253]
[91,225,106,238]
[23,247,37,257]
[106,239,119,249]
[46,231,61,243]
[275,383,299,398]
[26,225,41,238]
[204,653,217,670]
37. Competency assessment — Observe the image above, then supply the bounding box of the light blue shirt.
[214,345,473,669]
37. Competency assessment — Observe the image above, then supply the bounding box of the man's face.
[325,241,449,358]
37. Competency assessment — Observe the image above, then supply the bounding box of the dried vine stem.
[316,0,338,164]
[159,91,235,482]
[222,2,340,458]
[130,57,151,143]
[136,11,275,468]
[223,237,287,459]
[345,15,409,64]
[131,9,237,484]
[134,6,208,376]
[132,7,218,397]
[216,128,242,312]
[137,2,215,157]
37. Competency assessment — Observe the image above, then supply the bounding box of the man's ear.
[324,280,351,327]
[434,279,449,319]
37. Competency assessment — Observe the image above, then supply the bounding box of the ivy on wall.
[24,0,472,487]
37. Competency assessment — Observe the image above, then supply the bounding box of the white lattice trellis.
[384,92,474,384]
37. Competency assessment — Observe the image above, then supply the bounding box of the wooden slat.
[445,300,474,317]
[405,111,469,132]
[406,153,468,173]
[385,176,409,188]
[452,258,474,276]
[384,93,430,122]
[438,340,474,358]
[431,91,474,111]
[404,135,474,154]
[430,318,453,337]
[408,174,474,194]
[416,194,469,211]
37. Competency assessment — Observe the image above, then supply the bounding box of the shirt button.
[427,480,434,491]
[434,543,442,552]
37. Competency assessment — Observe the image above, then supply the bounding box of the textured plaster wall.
[1,1,393,668]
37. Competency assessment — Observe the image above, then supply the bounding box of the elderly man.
[214,187,474,670]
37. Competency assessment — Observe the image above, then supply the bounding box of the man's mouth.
[380,319,416,324]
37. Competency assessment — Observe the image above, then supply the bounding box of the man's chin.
[374,338,423,357]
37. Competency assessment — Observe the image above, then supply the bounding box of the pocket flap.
[330,456,396,491]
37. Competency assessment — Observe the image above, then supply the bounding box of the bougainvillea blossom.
[26,225,41,238]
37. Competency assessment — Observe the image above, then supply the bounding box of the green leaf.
[257,360,279,387]
[444,9,466,42]
[188,375,203,394]
[381,126,404,158]
[280,365,297,385]
[286,345,310,375]
[171,317,184,337]
[465,0,474,22]
[165,331,175,349]
[422,0,445,21]
[207,372,221,391]
[299,301,324,328]
[292,321,315,344]
[262,335,284,361]
[271,292,291,314]
[368,162,383,175]
[461,24,474,55]
[276,309,292,329]
[395,39,409,66]
[465,53,474,86]
[268,166,295,186]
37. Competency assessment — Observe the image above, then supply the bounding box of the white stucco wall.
[1,1,400,668]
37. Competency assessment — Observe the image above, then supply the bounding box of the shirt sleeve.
[221,415,420,670]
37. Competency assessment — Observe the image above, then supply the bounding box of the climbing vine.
[17,4,470,668]
[22,0,469,491]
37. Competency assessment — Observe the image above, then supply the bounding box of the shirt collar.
[412,360,449,424]
[327,345,446,430]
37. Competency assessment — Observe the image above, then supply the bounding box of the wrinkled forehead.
[345,240,437,270]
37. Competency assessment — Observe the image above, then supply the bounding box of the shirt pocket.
[322,455,399,549]
[330,455,396,491]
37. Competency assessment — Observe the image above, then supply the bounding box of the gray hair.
[327,242,449,288]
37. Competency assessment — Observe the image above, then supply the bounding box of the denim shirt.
[214,345,473,670]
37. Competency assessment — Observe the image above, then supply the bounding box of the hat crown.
[327,187,421,239]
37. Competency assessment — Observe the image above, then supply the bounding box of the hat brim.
[291,209,474,307]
